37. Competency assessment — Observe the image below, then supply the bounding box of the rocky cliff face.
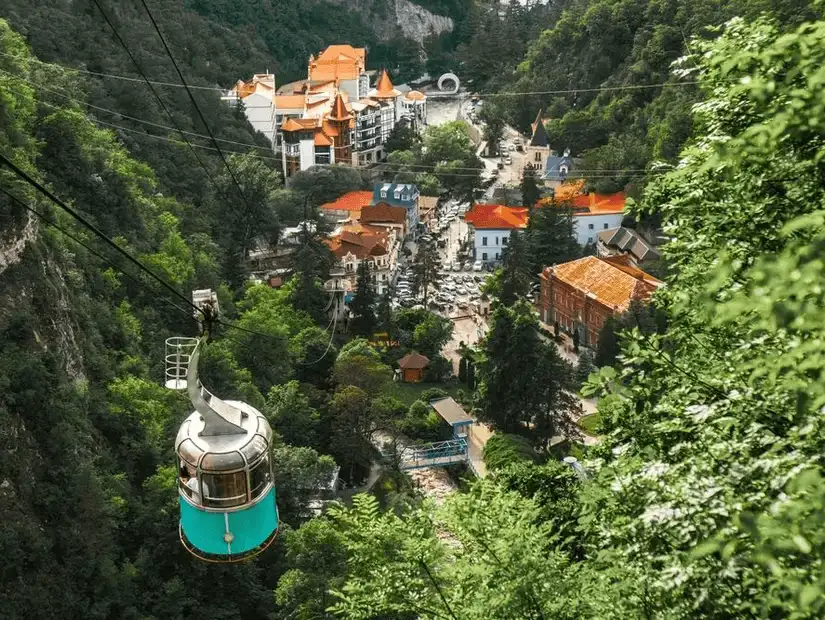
[326,0,454,43]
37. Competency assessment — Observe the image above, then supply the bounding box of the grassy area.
[579,412,601,435]
[387,379,466,407]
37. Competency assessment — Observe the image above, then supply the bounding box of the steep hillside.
[476,0,821,193]
[309,0,455,45]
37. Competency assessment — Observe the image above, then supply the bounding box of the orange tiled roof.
[314,132,332,147]
[370,69,401,98]
[552,179,586,202]
[281,117,317,132]
[328,93,352,121]
[320,190,374,213]
[328,229,388,259]
[569,192,626,215]
[538,185,625,215]
[233,74,275,98]
[316,44,365,64]
[309,45,365,82]
[464,204,529,230]
[404,90,426,101]
[360,202,407,226]
[274,94,305,109]
[321,120,340,137]
[546,255,661,311]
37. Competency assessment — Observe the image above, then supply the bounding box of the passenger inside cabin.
[180,465,207,504]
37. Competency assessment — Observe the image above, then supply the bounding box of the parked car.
[473,261,483,272]
[452,262,461,272]
[463,261,474,271]
[505,156,513,165]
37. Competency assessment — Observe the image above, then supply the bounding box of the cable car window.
[201,472,247,508]
[249,456,271,499]
[179,476,196,501]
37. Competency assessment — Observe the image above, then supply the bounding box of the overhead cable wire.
[465,79,714,98]
[3,89,663,179]
[297,305,339,366]
[0,49,227,91]
[0,48,712,98]
[137,0,258,216]
[0,185,195,320]
[87,0,226,192]
[0,151,203,316]
[0,69,270,151]
[0,152,299,341]
[0,75,273,153]
[0,68,674,176]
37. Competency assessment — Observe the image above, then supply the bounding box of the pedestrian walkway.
[467,421,491,477]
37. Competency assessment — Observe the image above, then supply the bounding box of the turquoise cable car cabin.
[168,336,279,562]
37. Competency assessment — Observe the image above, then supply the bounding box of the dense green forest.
[3,0,825,618]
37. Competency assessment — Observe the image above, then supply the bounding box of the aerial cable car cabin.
[166,335,279,562]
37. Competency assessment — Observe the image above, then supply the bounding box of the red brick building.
[538,255,661,348]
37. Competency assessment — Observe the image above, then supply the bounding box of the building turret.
[326,92,354,165]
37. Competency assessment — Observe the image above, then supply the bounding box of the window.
[381,191,387,198]
[495,252,500,260]
[201,471,248,508]
[495,237,499,245]
[588,223,594,230]
[535,152,542,162]
[394,189,401,200]
[588,236,593,243]
[482,236,488,246]
[502,237,508,245]
[482,252,488,260]
[249,456,271,499]
[604,223,609,229]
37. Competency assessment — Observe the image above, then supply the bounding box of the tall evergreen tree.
[376,289,393,336]
[520,166,542,210]
[498,230,532,305]
[349,260,378,336]
[290,240,332,325]
[525,203,580,275]
[411,239,441,306]
[478,100,506,156]
[475,301,577,449]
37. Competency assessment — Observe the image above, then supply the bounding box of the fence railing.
[400,438,468,470]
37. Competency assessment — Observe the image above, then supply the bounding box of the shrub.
[482,433,538,472]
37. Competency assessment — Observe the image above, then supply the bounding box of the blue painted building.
[372,182,420,237]
[542,149,576,189]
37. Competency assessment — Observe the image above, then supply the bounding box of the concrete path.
[467,422,491,478]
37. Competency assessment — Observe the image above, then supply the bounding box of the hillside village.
[230,43,659,377]
[3,1,823,617]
